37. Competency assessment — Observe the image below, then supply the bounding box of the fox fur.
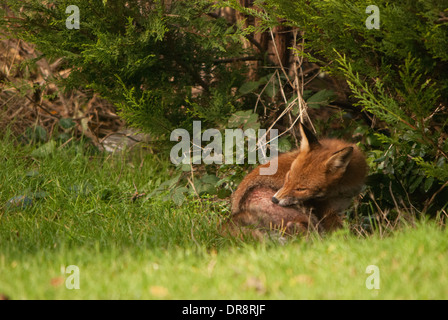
[229,123,368,235]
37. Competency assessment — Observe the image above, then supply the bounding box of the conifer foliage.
[2,0,250,136]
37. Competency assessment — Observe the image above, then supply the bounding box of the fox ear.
[299,122,320,152]
[326,147,353,173]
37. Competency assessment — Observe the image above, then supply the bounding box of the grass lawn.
[1,134,447,299]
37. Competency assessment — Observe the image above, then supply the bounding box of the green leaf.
[59,118,76,129]
[409,175,424,194]
[200,174,220,185]
[217,188,231,199]
[264,80,278,98]
[160,173,182,189]
[243,113,260,131]
[172,187,188,206]
[57,132,71,142]
[424,176,435,193]
[194,175,219,196]
[34,126,47,141]
[26,125,47,142]
[287,93,298,106]
[306,89,335,108]
[228,110,258,128]
[180,164,191,172]
[302,90,313,100]
[278,136,292,152]
[288,94,300,116]
[373,155,387,163]
[239,81,261,95]
[31,140,56,158]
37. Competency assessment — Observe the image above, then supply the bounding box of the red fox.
[229,123,368,235]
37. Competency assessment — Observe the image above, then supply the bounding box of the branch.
[213,55,261,64]
[175,57,210,93]
[206,12,265,54]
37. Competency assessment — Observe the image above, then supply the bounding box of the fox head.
[272,123,355,207]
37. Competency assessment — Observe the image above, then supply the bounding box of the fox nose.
[271,196,279,204]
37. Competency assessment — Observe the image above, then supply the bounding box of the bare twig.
[213,56,261,64]
[423,180,448,213]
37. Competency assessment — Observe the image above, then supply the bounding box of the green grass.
[1,134,447,299]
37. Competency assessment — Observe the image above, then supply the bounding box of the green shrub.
[1,0,250,138]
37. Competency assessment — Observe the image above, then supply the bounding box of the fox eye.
[295,188,307,192]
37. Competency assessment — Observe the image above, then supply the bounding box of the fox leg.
[228,187,319,236]
[309,199,348,232]
[285,213,321,235]
[319,212,343,232]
